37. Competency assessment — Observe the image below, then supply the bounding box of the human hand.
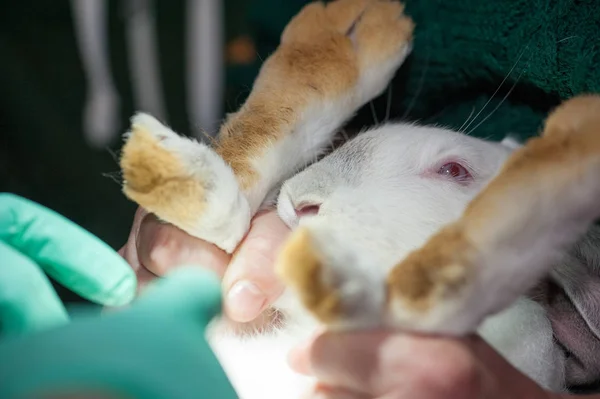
[0,267,237,399]
[288,331,562,399]
[0,193,136,337]
[119,206,291,323]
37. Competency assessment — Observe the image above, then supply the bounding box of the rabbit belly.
[209,328,316,399]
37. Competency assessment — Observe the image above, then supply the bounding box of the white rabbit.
[118,1,600,397]
[207,124,569,398]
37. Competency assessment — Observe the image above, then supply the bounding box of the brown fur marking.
[276,228,342,323]
[386,225,475,311]
[120,125,206,229]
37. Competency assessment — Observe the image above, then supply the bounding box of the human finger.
[136,213,230,281]
[301,331,482,398]
[0,241,69,336]
[222,210,291,322]
[118,206,148,272]
[0,193,136,307]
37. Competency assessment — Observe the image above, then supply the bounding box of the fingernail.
[226,281,267,322]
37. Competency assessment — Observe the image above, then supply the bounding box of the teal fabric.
[0,267,237,399]
[0,195,235,398]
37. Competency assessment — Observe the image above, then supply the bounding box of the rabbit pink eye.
[437,162,472,182]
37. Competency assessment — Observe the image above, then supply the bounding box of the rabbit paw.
[119,113,251,253]
[280,0,414,104]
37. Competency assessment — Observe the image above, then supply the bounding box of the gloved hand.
[0,194,238,399]
[0,266,238,399]
[0,192,136,336]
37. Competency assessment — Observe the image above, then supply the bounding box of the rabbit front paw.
[279,0,414,106]
[119,113,251,253]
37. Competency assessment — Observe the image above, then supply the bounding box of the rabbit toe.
[282,0,374,44]
[353,1,414,101]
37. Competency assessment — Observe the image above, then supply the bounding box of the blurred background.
[1,0,315,250]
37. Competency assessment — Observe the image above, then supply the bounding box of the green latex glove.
[0,193,136,337]
[0,266,238,399]
[0,193,238,398]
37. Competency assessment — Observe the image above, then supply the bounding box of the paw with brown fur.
[120,113,251,253]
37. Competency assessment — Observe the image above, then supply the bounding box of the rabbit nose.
[295,204,321,218]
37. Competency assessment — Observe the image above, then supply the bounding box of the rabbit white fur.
[119,1,600,397]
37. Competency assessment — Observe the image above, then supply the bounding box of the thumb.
[222,210,290,322]
[135,266,223,326]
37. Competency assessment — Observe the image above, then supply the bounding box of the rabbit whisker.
[466,51,533,136]
[402,46,431,120]
[557,35,578,43]
[106,147,121,164]
[340,128,349,142]
[461,42,531,134]
[384,84,393,122]
[329,138,336,152]
[457,106,477,133]
[370,100,379,125]
[102,171,124,186]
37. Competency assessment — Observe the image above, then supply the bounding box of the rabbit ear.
[119,0,413,252]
